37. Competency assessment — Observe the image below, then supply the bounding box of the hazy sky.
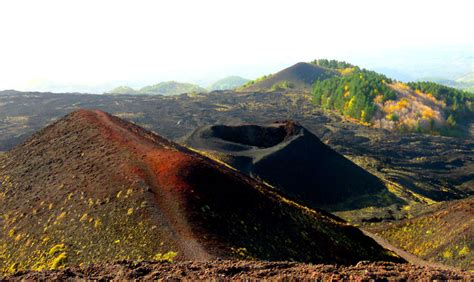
[0,0,473,93]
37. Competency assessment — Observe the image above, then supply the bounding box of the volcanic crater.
[185,120,392,210]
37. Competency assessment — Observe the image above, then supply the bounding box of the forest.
[312,68,395,122]
[312,63,474,134]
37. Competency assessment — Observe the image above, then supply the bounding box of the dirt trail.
[361,230,461,271]
[91,110,211,261]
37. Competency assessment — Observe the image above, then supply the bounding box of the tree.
[447,114,457,128]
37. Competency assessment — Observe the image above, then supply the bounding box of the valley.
[1,89,472,211]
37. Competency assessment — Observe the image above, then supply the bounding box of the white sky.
[0,0,473,92]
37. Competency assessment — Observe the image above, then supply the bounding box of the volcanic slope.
[184,121,397,211]
[367,197,474,270]
[0,110,401,273]
[241,62,334,92]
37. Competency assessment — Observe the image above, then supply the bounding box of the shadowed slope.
[184,121,398,210]
[0,110,401,273]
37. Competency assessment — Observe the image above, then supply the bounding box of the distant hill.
[107,81,206,96]
[420,73,474,93]
[368,197,473,270]
[139,81,207,95]
[239,62,335,92]
[457,72,474,84]
[184,121,393,211]
[209,76,249,91]
[0,110,400,273]
[456,73,474,93]
[107,86,138,95]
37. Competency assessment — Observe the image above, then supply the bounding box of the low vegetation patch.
[367,198,473,270]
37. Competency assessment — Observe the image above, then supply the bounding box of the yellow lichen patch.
[231,247,252,259]
[93,219,102,228]
[49,252,67,270]
[56,212,66,221]
[386,181,436,205]
[458,246,469,256]
[79,213,88,222]
[442,250,453,259]
[48,244,65,256]
[6,263,18,274]
[153,251,177,262]
[14,233,22,242]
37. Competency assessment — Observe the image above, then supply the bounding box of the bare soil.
[4,260,472,281]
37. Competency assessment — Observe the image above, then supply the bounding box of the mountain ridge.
[107,81,206,96]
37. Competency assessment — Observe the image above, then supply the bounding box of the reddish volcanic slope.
[0,110,401,272]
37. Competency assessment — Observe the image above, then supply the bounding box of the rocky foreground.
[3,260,472,281]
